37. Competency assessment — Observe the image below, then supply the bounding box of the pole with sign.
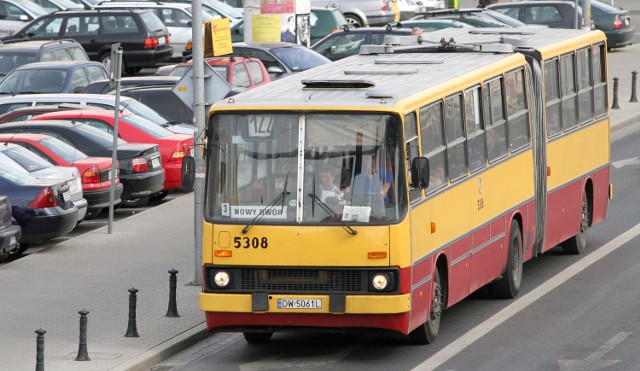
[108,43,122,235]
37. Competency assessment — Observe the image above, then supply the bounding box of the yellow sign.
[209,18,232,56]
[391,0,400,22]
[252,14,281,43]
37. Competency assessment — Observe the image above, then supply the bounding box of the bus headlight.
[213,270,231,288]
[371,273,390,291]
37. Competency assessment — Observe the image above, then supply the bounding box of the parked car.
[310,0,396,27]
[0,143,87,221]
[82,75,180,94]
[311,26,412,61]
[0,103,100,122]
[0,120,165,207]
[412,7,529,27]
[0,195,21,262]
[487,1,581,29]
[0,0,48,38]
[32,110,193,198]
[1,9,173,73]
[389,18,471,32]
[0,93,191,134]
[0,60,109,94]
[66,0,101,8]
[0,133,123,219]
[232,42,331,80]
[507,0,634,48]
[0,163,78,245]
[0,39,89,81]
[95,1,237,60]
[397,0,425,21]
[169,56,271,91]
[168,0,244,27]
[114,85,193,127]
[31,0,83,12]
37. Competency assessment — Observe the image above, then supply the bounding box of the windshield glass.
[0,53,37,76]
[0,143,52,172]
[205,112,405,224]
[0,69,67,94]
[270,46,329,72]
[39,137,87,162]
[124,113,173,138]
[0,163,35,184]
[124,99,172,124]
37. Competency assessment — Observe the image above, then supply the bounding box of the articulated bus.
[197,27,611,344]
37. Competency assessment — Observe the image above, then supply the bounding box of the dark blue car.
[0,195,21,262]
[0,163,78,248]
[0,60,109,94]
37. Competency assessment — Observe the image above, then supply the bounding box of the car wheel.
[121,197,151,208]
[344,14,363,28]
[84,209,102,220]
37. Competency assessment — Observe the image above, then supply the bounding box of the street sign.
[172,61,232,110]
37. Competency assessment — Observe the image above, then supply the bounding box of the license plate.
[277,298,322,309]
[62,191,70,202]
[158,36,166,45]
[68,179,80,193]
[625,18,630,26]
[189,148,194,156]
[151,157,161,169]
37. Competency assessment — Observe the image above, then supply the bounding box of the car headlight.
[371,273,390,291]
[213,270,231,288]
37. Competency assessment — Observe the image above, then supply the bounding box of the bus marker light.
[368,251,387,259]
[547,166,551,176]
[609,184,613,199]
[431,222,436,233]
[214,250,232,257]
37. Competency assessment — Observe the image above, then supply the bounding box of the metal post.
[166,269,180,317]
[192,0,205,286]
[612,77,620,109]
[582,0,591,30]
[35,329,45,371]
[573,0,579,29]
[75,309,90,361]
[630,71,638,102]
[125,287,139,337]
[108,43,123,234]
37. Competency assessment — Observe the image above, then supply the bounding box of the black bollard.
[612,77,620,109]
[75,309,90,361]
[35,328,46,371]
[166,268,180,317]
[125,287,139,337]
[631,71,638,102]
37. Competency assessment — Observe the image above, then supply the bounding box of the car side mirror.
[181,155,195,190]
[19,15,28,22]
[410,157,429,189]
[267,66,284,75]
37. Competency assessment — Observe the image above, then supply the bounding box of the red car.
[33,110,193,198]
[0,133,123,219]
[170,56,272,91]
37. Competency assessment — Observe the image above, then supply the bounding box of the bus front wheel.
[491,219,523,299]
[243,332,273,344]
[409,268,442,344]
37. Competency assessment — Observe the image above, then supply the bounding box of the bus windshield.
[206,112,406,224]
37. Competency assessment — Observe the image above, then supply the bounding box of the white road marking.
[413,222,640,371]
[558,332,631,371]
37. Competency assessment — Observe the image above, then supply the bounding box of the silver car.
[0,0,48,38]
[0,143,87,221]
[310,0,396,27]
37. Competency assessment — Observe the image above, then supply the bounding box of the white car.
[0,0,48,38]
[95,1,239,60]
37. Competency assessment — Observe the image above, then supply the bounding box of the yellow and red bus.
[197,27,611,344]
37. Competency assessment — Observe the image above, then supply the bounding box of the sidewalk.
[1,45,639,371]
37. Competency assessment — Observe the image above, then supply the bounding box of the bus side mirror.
[411,157,429,189]
[181,156,195,190]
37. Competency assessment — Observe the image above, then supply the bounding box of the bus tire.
[243,332,273,344]
[409,268,442,344]
[561,193,589,255]
[491,219,523,299]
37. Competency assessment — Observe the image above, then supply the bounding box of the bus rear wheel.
[561,193,590,254]
[409,268,442,344]
[491,219,523,299]
[243,332,273,344]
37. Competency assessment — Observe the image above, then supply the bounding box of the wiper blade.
[242,172,290,234]
[307,178,357,236]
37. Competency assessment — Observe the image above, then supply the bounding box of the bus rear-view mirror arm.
[411,157,429,189]
[181,156,195,190]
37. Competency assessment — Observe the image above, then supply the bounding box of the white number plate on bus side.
[277,298,322,309]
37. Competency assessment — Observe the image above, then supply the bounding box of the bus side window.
[420,102,447,193]
[505,69,530,151]
[560,52,578,130]
[464,87,486,172]
[484,78,508,162]
[444,93,467,180]
[405,112,422,202]
[593,43,607,117]
[544,58,562,137]
[576,47,593,124]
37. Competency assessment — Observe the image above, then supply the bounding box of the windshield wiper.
[242,172,290,234]
[308,175,357,236]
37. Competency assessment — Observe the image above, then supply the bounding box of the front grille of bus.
[240,268,363,293]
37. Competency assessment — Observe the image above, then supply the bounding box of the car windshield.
[21,1,49,16]
[140,11,167,32]
[270,46,329,72]
[123,98,173,124]
[74,123,127,146]
[483,9,526,27]
[124,113,174,138]
[0,163,35,184]
[39,136,88,163]
[0,69,67,94]
[0,143,52,172]
[204,0,242,18]
[0,52,37,76]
